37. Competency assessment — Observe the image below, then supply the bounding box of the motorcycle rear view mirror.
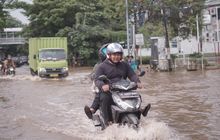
[98,75,111,84]
[98,75,108,81]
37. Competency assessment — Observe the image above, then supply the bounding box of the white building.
[202,0,220,54]
[0,28,25,45]
[124,0,220,57]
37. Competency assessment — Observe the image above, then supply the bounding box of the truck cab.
[29,37,68,78]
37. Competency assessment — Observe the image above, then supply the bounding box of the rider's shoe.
[108,121,113,125]
[142,104,151,117]
[84,105,93,119]
[138,71,145,77]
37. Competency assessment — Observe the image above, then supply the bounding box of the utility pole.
[125,0,130,55]
[161,8,172,71]
[196,14,200,53]
[133,1,138,59]
[216,6,219,52]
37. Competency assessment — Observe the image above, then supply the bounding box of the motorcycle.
[92,75,144,130]
[6,66,16,76]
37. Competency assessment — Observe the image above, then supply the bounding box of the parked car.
[20,55,28,65]
[12,56,23,67]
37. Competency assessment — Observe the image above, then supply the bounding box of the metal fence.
[174,56,220,70]
[0,38,26,45]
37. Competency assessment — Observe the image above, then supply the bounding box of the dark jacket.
[94,59,140,89]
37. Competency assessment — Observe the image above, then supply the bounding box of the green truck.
[29,37,69,78]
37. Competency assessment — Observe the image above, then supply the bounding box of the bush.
[141,56,151,64]
[189,52,202,58]
[85,58,98,66]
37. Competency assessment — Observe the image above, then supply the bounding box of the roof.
[205,0,220,7]
[3,28,23,32]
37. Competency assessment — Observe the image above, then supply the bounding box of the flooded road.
[0,65,220,140]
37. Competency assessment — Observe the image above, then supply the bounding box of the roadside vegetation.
[0,0,205,66]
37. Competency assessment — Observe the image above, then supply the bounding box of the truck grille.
[46,68,62,73]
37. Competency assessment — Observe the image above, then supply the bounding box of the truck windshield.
[39,49,66,61]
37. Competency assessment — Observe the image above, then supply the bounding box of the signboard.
[203,14,211,25]
[135,33,144,46]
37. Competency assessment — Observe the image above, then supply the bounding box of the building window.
[211,9,215,14]
[214,32,217,41]
[219,31,220,41]
[171,41,177,48]
[212,14,216,18]
[206,33,209,37]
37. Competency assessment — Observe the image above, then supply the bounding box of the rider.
[84,43,150,125]
[2,55,16,75]
[85,44,108,116]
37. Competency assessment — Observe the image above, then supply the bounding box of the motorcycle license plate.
[50,74,58,77]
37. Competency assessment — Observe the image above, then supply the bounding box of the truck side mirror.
[33,55,36,59]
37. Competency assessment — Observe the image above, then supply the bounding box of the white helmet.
[7,55,12,60]
[106,43,123,55]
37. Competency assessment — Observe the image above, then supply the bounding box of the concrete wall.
[123,36,220,57]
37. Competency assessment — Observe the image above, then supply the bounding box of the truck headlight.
[62,67,68,72]
[39,68,46,73]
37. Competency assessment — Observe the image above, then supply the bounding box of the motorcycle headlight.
[112,92,142,111]
[112,94,134,110]
[9,67,14,71]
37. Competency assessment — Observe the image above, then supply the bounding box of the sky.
[9,0,32,25]
[10,9,29,25]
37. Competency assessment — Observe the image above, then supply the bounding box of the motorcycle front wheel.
[121,114,139,129]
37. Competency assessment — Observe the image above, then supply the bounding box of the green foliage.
[22,0,127,63]
[139,0,205,42]
[0,0,26,30]
[0,1,7,30]
[17,0,206,65]
[189,52,202,58]
[141,56,151,64]
[139,22,164,48]
[5,15,23,27]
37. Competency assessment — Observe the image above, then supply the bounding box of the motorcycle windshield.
[111,79,137,91]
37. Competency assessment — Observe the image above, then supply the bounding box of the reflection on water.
[140,70,220,140]
[0,66,220,140]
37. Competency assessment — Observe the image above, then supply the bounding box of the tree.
[0,0,8,30]
[5,15,23,27]
[130,0,205,71]
[22,0,128,64]
[137,0,205,45]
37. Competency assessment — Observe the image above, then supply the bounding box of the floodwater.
[0,65,220,140]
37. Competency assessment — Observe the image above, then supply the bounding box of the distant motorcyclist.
[84,43,151,125]
[0,59,4,73]
[2,55,16,75]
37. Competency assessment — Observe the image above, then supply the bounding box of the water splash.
[0,75,41,81]
[34,118,181,140]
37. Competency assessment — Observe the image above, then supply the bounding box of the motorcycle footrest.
[92,115,101,127]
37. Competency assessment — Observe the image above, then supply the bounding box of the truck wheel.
[30,69,36,76]
[61,73,69,78]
